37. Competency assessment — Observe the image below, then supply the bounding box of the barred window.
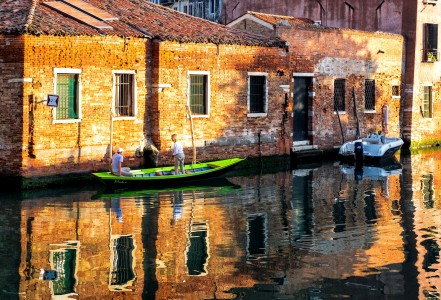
[114,73,135,117]
[189,73,209,115]
[423,86,433,118]
[365,79,375,110]
[334,79,346,111]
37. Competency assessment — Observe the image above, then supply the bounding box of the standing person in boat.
[171,134,185,175]
[112,148,133,177]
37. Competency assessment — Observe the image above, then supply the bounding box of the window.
[423,23,438,62]
[113,71,136,117]
[247,214,267,260]
[248,72,268,115]
[185,222,208,276]
[423,86,433,118]
[209,0,216,14]
[422,174,434,209]
[54,68,81,122]
[183,5,188,14]
[49,242,79,297]
[392,85,400,98]
[334,79,346,111]
[189,72,209,116]
[110,235,136,291]
[196,2,204,18]
[364,79,375,110]
[51,249,77,295]
[344,2,355,29]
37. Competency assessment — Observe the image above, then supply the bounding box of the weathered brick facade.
[282,26,403,147]
[0,1,407,182]
[0,35,149,177]
[0,33,289,179]
[153,40,290,165]
[221,0,441,148]
[229,17,404,149]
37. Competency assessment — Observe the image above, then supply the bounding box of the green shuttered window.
[56,74,78,119]
[423,86,433,118]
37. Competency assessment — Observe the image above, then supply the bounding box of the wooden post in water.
[186,105,196,165]
[352,86,361,139]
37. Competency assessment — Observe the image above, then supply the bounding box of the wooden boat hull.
[92,158,245,188]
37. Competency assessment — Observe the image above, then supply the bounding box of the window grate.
[334,79,346,111]
[365,79,375,110]
[114,74,133,116]
[190,75,207,115]
[392,85,400,96]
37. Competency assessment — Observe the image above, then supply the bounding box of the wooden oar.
[186,105,196,165]
[109,108,113,170]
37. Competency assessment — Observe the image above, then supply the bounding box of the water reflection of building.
[9,156,441,298]
[402,151,441,299]
[17,193,147,298]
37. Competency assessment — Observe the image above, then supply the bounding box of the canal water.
[0,149,440,300]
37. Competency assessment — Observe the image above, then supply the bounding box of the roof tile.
[0,0,286,48]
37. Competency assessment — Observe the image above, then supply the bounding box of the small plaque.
[47,94,59,107]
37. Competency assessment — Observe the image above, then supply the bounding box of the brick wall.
[1,34,291,178]
[153,41,291,166]
[279,25,404,149]
[1,34,150,177]
[0,35,26,176]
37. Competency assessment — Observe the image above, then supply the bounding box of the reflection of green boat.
[92,158,244,189]
[92,176,241,198]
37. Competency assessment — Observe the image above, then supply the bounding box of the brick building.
[220,0,441,148]
[228,12,404,150]
[0,0,290,182]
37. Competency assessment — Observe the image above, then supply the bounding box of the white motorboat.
[338,133,404,162]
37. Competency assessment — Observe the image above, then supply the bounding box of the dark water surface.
[1,150,441,300]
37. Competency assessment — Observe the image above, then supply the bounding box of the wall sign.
[47,94,59,107]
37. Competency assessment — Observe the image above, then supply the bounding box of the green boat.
[92,158,245,188]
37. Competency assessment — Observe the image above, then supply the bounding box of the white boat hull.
[339,134,404,161]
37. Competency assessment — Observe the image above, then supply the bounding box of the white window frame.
[188,71,210,118]
[53,68,82,124]
[112,70,137,120]
[247,72,268,117]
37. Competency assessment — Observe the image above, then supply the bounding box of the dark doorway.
[293,77,312,141]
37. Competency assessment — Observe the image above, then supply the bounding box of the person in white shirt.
[171,134,185,175]
[112,148,133,176]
